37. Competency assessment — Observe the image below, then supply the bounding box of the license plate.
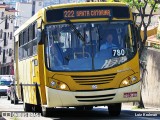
[124,92,137,98]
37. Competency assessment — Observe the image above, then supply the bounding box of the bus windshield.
[45,21,137,71]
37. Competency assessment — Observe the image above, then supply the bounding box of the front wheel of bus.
[108,103,121,116]
[42,107,52,117]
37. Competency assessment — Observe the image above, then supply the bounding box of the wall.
[158,18,160,37]
[140,27,157,40]
[141,48,160,107]
[15,2,32,27]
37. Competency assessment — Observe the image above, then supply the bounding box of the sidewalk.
[123,102,160,112]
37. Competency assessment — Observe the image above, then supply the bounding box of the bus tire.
[35,105,42,113]
[14,99,18,104]
[108,103,121,116]
[24,103,33,112]
[42,107,51,117]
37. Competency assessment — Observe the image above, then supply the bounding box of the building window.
[10,32,12,40]
[5,15,8,29]
[0,29,3,38]
[9,48,13,56]
[0,46,1,55]
[3,32,7,46]
[2,49,6,63]
[6,49,8,54]
[39,2,42,6]
[1,12,4,20]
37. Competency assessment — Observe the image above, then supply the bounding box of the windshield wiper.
[65,19,85,43]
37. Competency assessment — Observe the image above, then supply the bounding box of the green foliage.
[116,0,159,12]
[153,44,160,49]
[157,34,160,40]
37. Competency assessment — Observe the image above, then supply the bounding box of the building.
[15,0,43,27]
[15,2,32,27]
[0,3,17,75]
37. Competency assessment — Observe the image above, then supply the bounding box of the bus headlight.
[49,78,70,91]
[120,79,131,87]
[122,80,130,85]
[120,74,139,88]
[60,84,67,90]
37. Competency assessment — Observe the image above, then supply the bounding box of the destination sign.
[46,6,130,22]
[63,9,112,19]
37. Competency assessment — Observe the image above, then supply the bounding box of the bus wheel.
[108,103,121,116]
[42,107,51,117]
[24,103,33,112]
[14,99,18,104]
[35,105,42,113]
[85,106,93,110]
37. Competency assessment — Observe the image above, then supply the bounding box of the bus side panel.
[38,45,47,105]
[18,59,31,104]
[30,55,40,105]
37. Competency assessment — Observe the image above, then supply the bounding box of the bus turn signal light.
[120,74,138,87]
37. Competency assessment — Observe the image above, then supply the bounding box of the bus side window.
[18,22,38,60]
[29,25,33,42]
[19,33,24,60]
[33,23,38,55]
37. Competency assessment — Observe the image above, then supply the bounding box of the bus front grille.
[75,93,116,102]
[71,73,117,85]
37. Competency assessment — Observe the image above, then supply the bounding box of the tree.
[118,0,159,55]
[110,0,160,108]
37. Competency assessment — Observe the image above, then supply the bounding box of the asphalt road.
[0,96,160,120]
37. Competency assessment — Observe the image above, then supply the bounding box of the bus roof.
[14,2,129,37]
[44,2,128,10]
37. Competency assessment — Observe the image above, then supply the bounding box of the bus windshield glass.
[45,21,136,71]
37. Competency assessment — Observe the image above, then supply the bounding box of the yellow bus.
[14,2,140,116]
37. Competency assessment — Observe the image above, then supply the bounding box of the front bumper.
[45,82,140,107]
